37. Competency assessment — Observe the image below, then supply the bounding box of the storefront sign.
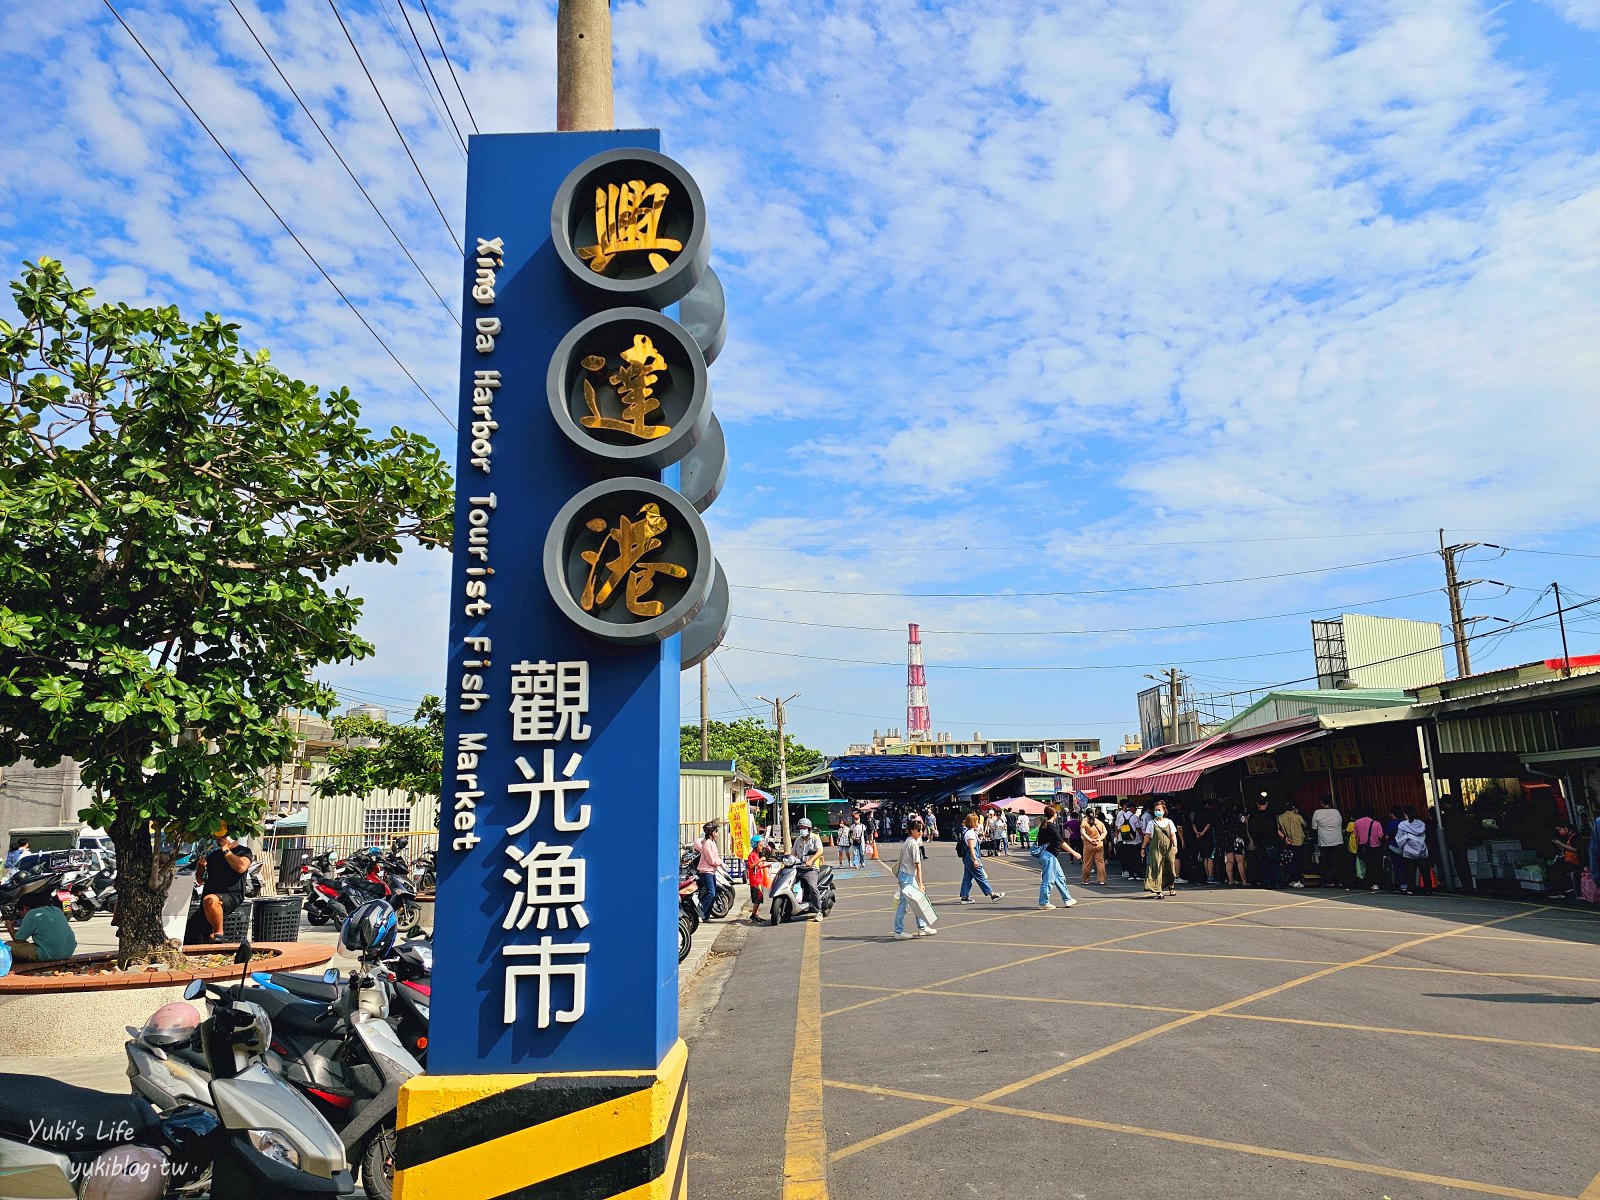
[787,783,830,802]
[1245,754,1280,776]
[1023,777,1061,796]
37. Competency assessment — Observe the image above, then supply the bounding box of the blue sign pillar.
[394,130,693,1200]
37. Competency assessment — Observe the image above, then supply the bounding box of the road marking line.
[822,1080,1572,1200]
[782,919,828,1200]
[828,906,1545,1161]
[820,897,1322,1018]
[820,982,1600,1053]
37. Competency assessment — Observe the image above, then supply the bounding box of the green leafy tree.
[0,259,451,966]
[680,716,824,788]
[316,695,444,823]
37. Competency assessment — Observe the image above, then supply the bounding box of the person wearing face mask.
[1142,802,1181,899]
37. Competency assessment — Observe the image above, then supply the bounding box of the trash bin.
[252,896,303,943]
[185,897,252,944]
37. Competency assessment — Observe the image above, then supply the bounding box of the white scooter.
[766,855,837,924]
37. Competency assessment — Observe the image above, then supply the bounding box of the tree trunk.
[110,806,186,970]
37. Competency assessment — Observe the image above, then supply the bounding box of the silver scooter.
[123,941,355,1198]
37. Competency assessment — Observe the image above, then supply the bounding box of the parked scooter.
[678,877,700,963]
[264,940,432,1071]
[766,856,837,925]
[131,903,415,1199]
[0,862,67,922]
[68,863,118,922]
[678,846,736,920]
[303,853,420,937]
[120,940,355,1198]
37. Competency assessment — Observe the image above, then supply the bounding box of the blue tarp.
[824,754,1022,805]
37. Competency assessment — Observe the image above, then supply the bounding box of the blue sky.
[3,0,1599,754]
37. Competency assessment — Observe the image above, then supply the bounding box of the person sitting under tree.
[187,828,254,944]
[4,891,76,962]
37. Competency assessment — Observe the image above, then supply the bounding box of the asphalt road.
[688,842,1600,1200]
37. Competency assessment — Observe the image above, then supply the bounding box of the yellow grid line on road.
[821,897,1324,1019]
[822,1079,1574,1200]
[818,981,1600,1055]
[781,920,828,1200]
[827,905,1546,1162]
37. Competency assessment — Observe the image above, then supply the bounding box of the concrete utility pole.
[1554,581,1573,678]
[556,0,614,131]
[1144,668,1184,745]
[699,660,710,759]
[757,693,799,852]
[1439,529,1482,678]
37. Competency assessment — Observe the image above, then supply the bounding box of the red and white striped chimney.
[906,623,930,739]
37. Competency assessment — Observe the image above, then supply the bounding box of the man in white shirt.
[850,815,867,868]
[1310,797,1347,888]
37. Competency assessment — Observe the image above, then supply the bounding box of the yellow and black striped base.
[392,1040,688,1200]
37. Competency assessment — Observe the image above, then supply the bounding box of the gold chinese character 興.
[579,335,670,440]
[579,503,688,618]
[576,181,683,275]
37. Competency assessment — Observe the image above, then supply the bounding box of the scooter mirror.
[183,979,205,1001]
[323,967,340,984]
[231,940,252,965]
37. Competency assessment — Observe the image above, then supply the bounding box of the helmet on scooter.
[140,1000,202,1047]
[341,898,399,958]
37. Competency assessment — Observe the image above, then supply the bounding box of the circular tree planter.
[0,941,333,1058]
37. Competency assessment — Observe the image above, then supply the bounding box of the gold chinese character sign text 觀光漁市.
[579,503,689,619]
[579,335,670,440]
[576,181,684,275]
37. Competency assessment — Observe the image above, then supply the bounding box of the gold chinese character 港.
[579,503,689,618]
[576,181,683,275]
[579,336,671,440]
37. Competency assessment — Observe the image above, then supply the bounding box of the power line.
[1491,545,1600,561]
[417,0,479,134]
[103,0,456,430]
[228,0,460,328]
[327,0,464,255]
[732,588,1443,637]
[718,645,1305,671]
[394,0,470,155]
[711,653,761,721]
[719,528,1600,555]
[732,551,1439,599]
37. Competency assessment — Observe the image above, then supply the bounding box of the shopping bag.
[868,843,879,861]
[898,881,937,925]
[1355,856,1367,881]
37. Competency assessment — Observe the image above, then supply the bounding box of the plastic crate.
[1466,847,1490,864]
[1519,879,1550,892]
[251,896,303,942]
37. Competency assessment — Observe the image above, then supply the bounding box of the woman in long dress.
[1143,801,1181,898]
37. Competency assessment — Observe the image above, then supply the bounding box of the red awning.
[1099,728,1323,797]
[1073,746,1162,791]
[991,796,1048,815]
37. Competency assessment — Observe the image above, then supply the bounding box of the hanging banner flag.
[727,799,751,857]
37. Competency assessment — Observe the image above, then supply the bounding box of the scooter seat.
[269,972,342,1003]
[0,1074,157,1151]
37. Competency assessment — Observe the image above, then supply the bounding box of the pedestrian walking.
[850,813,867,869]
[1115,802,1143,880]
[1143,802,1181,897]
[893,817,936,940]
[1310,796,1347,888]
[836,819,852,866]
[1186,804,1216,884]
[958,813,1006,904]
[1219,804,1250,885]
[1033,804,1080,910]
[1079,808,1108,884]
[1005,809,1019,851]
[1351,807,1385,892]
[1277,803,1308,888]
[1015,811,1031,848]
[1247,796,1282,888]
[695,820,724,921]
[1393,808,1432,895]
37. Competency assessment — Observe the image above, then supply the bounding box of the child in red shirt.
[746,835,771,923]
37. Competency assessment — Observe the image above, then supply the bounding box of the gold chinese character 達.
[579,503,689,618]
[576,181,683,275]
[579,335,670,440]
